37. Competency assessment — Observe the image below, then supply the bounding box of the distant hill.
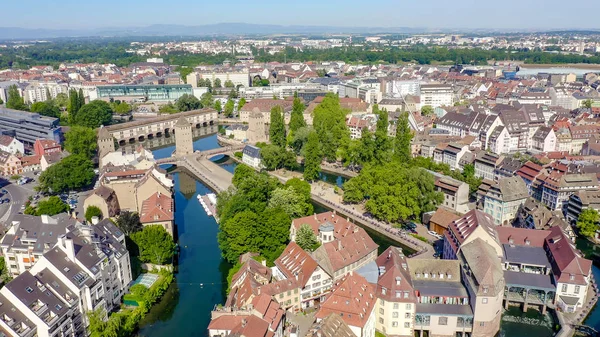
[0,23,436,40]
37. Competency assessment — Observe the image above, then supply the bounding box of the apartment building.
[238,99,293,124]
[541,173,599,211]
[531,126,557,153]
[566,189,600,225]
[0,107,61,148]
[473,152,503,181]
[209,294,285,337]
[0,135,24,155]
[483,176,529,225]
[0,151,23,176]
[420,84,454,108]
[0,218,132,337]
[428,171,470,214]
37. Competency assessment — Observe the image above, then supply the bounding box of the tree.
[421,105,434,116]
[252,77,262,87]
[296,224,321,252]
[85,206,103,222]
[290,126,312,155]
[285,178,312,202]
[31,101,60,118]
[68,89,80,123]
[260,145,297,171]
[111,101,132,115]
[395,112,413,162]
[583,99,593,109]
[303,131,321,181]
[175,94,201,112]
[238,98,246,110]
[54,93,68,111]
[6,85,27,111]
[224,80,235,88]
[0,98,3,104]
[224,99,235,117]
[289,97,307,132]
[200,92,213,108]
[35,196,70,216]
[159,103,179,114]
[312,93,349,162]
[269,105,286,148]
[73,100,113,128]
[179,67,193,81]
[131,225,175,265]
[214,78,222,88]
[116,211,142,235]
[214,100,222,113]
[64,126,97,158]
[38,155,95,193]
[373,107,391,164]
[577,209,599,238]
[78,89,85,109]
[268,187,312,219]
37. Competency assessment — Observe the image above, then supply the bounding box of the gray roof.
[43,246,95,288]
[503,245,551,267]
[1,214,74,253]
[504,271,555,291]
[243,145,261,159]
[559,295,580,306]
[412,280,468,297]
[460,238,504,294]
[495,176,529,202]
[227,124,249,131]
[0,293,34,335]
[416,303,473,316]
[355,260,379,285]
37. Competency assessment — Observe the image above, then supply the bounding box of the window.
[393,312,399,318]
[26,287,33,293]
[393,303,399,309]
[405,313,411,319]
[406,304,412,310]
[395,291,401,298]
[561,284,567,292]
[480,322,485,327]
[404,322,410,328]
[575,286,580,294]
[404,291,409,298]
[482,298,488,304]
[379,318,384,324]
[438,317,448,325]
[382,287,387,295]
[392,322,398,327]
[483,287,489,294]
[379,308,384,315]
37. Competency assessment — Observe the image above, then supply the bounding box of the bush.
[85,206,103,222]
[410,233,429,243]
[234,151,243,159]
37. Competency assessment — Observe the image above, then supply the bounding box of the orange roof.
[140,192,174,223]
[274,242,318,287]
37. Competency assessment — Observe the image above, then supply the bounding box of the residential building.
[290,212,378,281]
[515,161,544,196]
[242,145,263,169]
[420,84,454,108]
[209,294,285,337]
[307,313,357,337]
[139,192,175,236]
[315,272,376,337]
[224,124,249,142]
[483,176,529,225]
[473,152,503,181]
[443,210,501,260]
[83,186,120,220]
[238,99,293,124]
[0,150,22,176]
[428,208,461,236]
[541,173,599,211]
[441,143,470,170]
[33,139,61,157]
[0,135,24,155]
[566,190,600,225]
[0,107,62,147]
[531,126,557,153]
[429,171,470,214]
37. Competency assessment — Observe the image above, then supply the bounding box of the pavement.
[0,176,38,226]
[286,311,316,337]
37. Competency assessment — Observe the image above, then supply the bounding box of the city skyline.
[3,0,600,31]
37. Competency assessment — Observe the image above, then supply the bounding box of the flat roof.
[504,271,555,291]
[413,280,468,298]
[416,303,473,316]
[503,244,550,267]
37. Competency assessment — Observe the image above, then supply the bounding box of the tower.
[247,108,267,143]
[174,116,193,156]
[97,126,115,159]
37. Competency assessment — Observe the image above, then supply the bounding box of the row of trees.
[217,165,313,264]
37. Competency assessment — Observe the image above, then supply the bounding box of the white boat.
[197,195,213,217]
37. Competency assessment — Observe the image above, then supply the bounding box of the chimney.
[91,216,99,225]
[261,259,266,267]
[241,319,247,328]
[59,235,76,261]
[338,240,342,251]
[314,213,317,220]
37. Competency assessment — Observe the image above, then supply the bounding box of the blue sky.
[5,0,599,30]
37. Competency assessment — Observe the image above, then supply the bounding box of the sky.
[4,0,600,30]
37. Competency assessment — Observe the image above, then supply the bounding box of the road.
[0,178,37,225]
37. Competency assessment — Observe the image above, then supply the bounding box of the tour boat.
[197,193,218,218]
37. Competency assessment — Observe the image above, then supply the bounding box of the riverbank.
[519,63,600,70]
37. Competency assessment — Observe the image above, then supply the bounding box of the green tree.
[303,131,321,181]
[228,89,238,99]
[224,99,235,117]
[0,98,3,104]
[289,97,307,132]
[214,78,222,88]
[252,77,262,87]
[312,93,349,162]
[285,178,312,202]
[78,89,85,109]
[373,107,391,164]
[68,89,80,123]
[200,92,213,108]
[6,85,27,110]
[85,206,103,222]
[38,155,94,193]
[238,98,246,110]
[214,100,222,113]
[116,211,142,235]
[35,196,70,216]
[179,67,193,81]
[290,126,312,155]
[111,101,132,114]
[175,94,201,112]
[73,100,113,128]
[269,105,286,148]
[31,101,60,118]
[296,223,321,252]
[268,187,312,219]
[260,145,297,171]
[421,105,434,116]
[159,103,179,114]
[395,112,413,162]
[577,209,599,238]
[224,80,234,88]
[131,225,175,265]
[54,93,68,111]
[64,126,97,158]
[583,99,593,109]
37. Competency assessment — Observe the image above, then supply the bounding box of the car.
[427,230,438,237]
[1,189,7,194]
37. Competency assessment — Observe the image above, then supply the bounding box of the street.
[0,178,37,225]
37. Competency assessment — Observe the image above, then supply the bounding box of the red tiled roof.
[495,227,550,247]
[545,227,592,285]
[274,242,318,288]
[375,247,416,303]
[140,192,174,223]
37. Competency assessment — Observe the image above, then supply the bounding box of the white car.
[427,230,438,237]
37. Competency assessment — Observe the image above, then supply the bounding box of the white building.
[242,145,262,169]
[420,84,454,108]
[386,80,420,98]
[0,135,24,155]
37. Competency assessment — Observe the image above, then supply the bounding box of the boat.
[197,193,218,219]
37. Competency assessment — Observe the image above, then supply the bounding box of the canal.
[134,132,600,336]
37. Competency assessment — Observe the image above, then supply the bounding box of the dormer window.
[382,287,387,295]
[525,239,530,245]
[570,274,575,281]
[395,277,401,285]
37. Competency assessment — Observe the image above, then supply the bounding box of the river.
[134,132,599,336]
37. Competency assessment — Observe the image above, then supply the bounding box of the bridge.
[573,325,600,337]
[102,108,218,146]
